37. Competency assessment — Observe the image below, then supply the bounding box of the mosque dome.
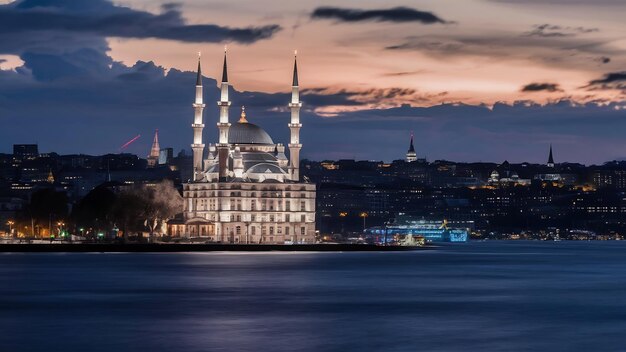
[227,107,274,145]
[228,122,274,145]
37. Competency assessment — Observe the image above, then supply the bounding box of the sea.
[1,241,626,352]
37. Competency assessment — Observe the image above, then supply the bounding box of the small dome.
[247,163,287,174]
[228,122,274,145]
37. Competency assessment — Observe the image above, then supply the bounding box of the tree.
[23,187,69,236]
[141,180,183,239]
[72,186,117,233]
[113,180,183,241]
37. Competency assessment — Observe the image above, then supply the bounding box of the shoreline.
[0,243,432,253]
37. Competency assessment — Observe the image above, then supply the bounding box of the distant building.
[158,148,173,165]
[12,144,38,167]
[488,160,531,186]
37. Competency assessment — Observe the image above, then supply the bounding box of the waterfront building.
[173,51,316,243]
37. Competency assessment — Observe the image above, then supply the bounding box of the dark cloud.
[386,39,462,52]
[382,70,430,77]
[585,71,626,91]
[490,0,624,5]
[524,24,598,38]
[0,0,281,82]
[384,31,619,71]
[310,6,446,24]
[0,0,281,47]
[300,87,449,109]
[521,82,563,92]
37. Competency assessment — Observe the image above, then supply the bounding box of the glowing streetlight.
[7,220,14,236]
[339,212,347,234]
[359,212,368,233]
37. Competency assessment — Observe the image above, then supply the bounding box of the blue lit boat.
[365,218,469,243]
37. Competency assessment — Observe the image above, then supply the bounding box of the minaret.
[191,53,205,181]
[406,132,417,162]
[217,48,232,180]
[147,129,160,168]
[288,51,303,181]
[547,144,555,168]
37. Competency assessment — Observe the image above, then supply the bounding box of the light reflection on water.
[1,242,626,352]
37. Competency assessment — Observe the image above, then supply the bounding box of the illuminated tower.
[147,129,160,168]
[406,132,417,162]
[288,51,302,181]
[547,144,555,168]
[191,54,205,180]
[217,48,231,180]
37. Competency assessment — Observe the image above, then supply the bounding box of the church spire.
[547,144,555,167]
[151,129,160,154]
[406,131,417,162]
[147,129,160,168]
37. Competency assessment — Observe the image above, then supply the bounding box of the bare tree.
[113,180,183,242]
[143,180,183,240]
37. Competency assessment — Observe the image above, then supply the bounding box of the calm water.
[1,242,626,352]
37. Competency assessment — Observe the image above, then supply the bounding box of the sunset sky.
[0,0,625,163]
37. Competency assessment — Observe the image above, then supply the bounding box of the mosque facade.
[170,52,316,244]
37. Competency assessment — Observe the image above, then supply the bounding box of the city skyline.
[0,0,625,163]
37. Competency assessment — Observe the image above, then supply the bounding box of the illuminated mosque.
[169,51,316,244]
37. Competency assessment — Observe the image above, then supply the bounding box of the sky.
[0,0,625,164]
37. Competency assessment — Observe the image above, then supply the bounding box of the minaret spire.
[191,54,206,180]
[196,51,202,86]
[217,47,232,180]
[221,46,228,83]
[292,51,299,87]
[288,50,303,181]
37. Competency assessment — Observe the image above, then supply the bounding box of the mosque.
[169,51,316,244]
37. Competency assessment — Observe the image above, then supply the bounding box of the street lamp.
[339,212,347,234]
[7,220,14,237]
[359,212,368,233]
